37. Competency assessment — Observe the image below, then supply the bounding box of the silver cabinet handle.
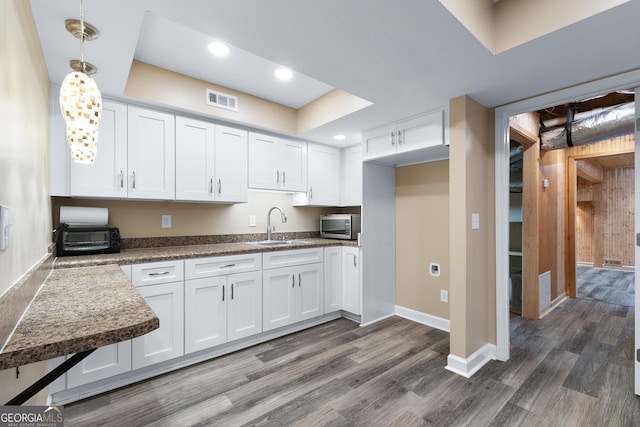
[218,178,222,194]
[209,178,213,195]
[391,131,395,146]
[277,170,280,185]
[219,264,236,268]
[231,283,234,300]
[398,130,403,145]
[354,255,357,268]
[148,271,170,276]
[298,273,301,287]
[131,171,136,189]
[283,171,286,185]
[222,284,225,302]
[292,274,295,288]
[119,170,124,188]
[309,187,313,199]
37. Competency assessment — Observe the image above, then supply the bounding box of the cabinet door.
[175,116,215,201]
[396,110,443,153]
[248,133,279,190]
[70,100,128,198]
[362,123,397,160]
[324,247,342,314]
[306,143,339,206]
[184,277,227,354]
[227,271,262,341]
[132,281,184,369]
[262,266,296,331]
[127,106,175,200]
[296,263,324,321]
[343,247,361,315]
[342,145,362,206]
[67,341,131,388]
[214,125,248,203]
[280,139,307,192]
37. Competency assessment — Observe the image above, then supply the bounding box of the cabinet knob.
[119,170,124,189]
[209,178,213,195]
[292,274,295,288]
[131,171,136,190]
[298,273,301,287]
[277,170,280,185]
[283,171,286,185]
[398,130,403,145]
[218,179,222,194]
[391,131,395,146]
[222,284,225,302]
[309,187,313,199]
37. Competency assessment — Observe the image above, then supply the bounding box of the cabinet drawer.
[262,248,323,270]
[185,253,262,280]
[132,260,184,287]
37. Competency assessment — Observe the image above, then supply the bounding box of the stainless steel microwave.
[55,224,121,257]
[320,214,361,240]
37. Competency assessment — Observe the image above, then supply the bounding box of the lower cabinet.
[132,281,185,369]
[67,342,132,388]
[324,246,342,313]
[184,270,262,354]
[343,247,361,315]
[262,250,324,332]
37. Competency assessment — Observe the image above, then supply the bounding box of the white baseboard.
[359,312,396,327]
[395,305,450,332]
[445,343,496,378]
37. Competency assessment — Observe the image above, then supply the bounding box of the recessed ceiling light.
[208,41,230,57]
[333,134,346,141]
[275,67,293,81]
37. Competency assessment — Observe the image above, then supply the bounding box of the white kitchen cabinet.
[343,246,361,315]
[341,145,362,206]
[323,247,342,313]
[69,100,128,198]
[214,125,248,202]
[262,248,324,331]
[127,106,175,200]
[362,110,445,162]
[131,260,184,369]
[292,143,340,206]
[175,118,248,203]
[184,255,262,354]
[67,341,132,388]
[248,132,307,192]
[175,117,215,201]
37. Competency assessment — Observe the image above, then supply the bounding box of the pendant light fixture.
[59,0,102,164]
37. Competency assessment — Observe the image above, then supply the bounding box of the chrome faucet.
[267,206,287,241]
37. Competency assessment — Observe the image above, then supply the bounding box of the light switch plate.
[440,290,448,303]
[471,213,480,230]
[0,205,9,251]
[249,215,257,227]
[161,215,172,229]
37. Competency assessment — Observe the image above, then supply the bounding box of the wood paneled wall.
[576,201,594,263]
[575,167,635,267]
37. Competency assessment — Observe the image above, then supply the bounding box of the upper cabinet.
[175,118,247,203]
[341,145,362,206]
[127,106,176,200]
[69,100,128,198]
[362,110,448,166]
[248,132,307,192]
[292,143,340,207]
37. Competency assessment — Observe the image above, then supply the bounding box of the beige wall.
[396,161,450,320]
[52,192,332,238]
[449,95,496,358]
[0,0,51,405]
[440,0,629,53]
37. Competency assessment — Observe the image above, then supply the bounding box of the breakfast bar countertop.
[0,264,159,370]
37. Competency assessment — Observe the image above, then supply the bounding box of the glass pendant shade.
[59,70,102,164]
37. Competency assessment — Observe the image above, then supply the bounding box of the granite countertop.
[53,238,358,269]
[0,265,159,370]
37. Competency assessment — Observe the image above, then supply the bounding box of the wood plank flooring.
[65,271,640,426]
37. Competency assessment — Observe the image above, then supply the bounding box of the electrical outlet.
[440,289,448,303]
[249,215,257,227]
[0,206,9,251]
[161,215,172,229]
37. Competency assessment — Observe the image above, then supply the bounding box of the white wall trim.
[494,69,640,363]
[359,312,395,327]
[445,343,497,378]
[395,305,450,332]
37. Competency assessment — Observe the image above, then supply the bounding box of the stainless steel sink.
[246,240,308,246]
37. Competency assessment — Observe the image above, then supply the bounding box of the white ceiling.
[29,0,640,147]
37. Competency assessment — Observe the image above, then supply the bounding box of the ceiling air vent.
[206,88,238,112]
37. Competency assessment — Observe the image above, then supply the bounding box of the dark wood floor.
[65,272,640,426]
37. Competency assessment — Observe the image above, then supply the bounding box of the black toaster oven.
[55,224,121,257]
